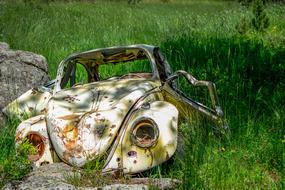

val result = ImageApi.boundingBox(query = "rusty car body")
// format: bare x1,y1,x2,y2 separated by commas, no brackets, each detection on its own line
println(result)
3,44,226,174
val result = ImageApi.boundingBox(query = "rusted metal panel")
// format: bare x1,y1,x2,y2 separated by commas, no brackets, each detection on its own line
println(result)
102,101,178,174
15,115,55,167
3,88,51,120
47,79,161,167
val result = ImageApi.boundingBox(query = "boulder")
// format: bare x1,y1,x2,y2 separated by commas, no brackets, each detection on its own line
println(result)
2,163,181,190
2,163,148,190
2,163,77,190
0,42,49,123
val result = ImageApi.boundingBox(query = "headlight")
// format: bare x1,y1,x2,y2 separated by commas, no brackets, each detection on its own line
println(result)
25,132,45,161
130,118,159,148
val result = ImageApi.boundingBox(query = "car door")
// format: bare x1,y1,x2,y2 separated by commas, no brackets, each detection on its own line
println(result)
162,70,228,134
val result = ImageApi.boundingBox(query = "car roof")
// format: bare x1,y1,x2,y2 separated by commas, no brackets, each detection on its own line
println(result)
61,44,157,66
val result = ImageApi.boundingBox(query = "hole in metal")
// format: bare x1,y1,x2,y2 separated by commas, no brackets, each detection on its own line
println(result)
131,118,158,148
26,132,45,162
127,150,137,158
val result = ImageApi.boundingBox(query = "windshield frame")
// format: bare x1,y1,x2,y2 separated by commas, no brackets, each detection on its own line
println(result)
53,45,161,94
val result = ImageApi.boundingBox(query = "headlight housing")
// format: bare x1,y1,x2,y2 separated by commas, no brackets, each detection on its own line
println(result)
130,118,159,148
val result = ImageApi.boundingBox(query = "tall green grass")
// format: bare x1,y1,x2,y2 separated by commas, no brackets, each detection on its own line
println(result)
0,117,34,187
159,34,285,189
0,1,284,189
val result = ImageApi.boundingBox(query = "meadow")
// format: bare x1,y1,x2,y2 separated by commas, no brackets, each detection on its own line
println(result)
0,0,284,189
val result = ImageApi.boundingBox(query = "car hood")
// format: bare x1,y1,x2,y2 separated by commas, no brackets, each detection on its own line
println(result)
46,79,161,166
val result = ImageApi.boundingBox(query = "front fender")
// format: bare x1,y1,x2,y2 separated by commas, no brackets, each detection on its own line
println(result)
3,88,51,120
15,115,56,167
103,101,178,174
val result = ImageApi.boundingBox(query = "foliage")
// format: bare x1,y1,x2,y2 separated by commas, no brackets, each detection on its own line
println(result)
251,0,270,31
65,155,113,187
127,0,142,5
235,17,251,34
160,35,284,188
0,118,33,188
160,0,171,3
236,0,270,34
239,0,285,6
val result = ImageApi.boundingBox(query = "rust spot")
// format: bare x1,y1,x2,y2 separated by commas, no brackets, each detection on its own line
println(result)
28,154,41,161
26,132,45,162
28,107,34,112
133,160,137,164
86,124,91,129
63,150,72,162
63,95,80,102
111,124,116,128
116,157,120,162
63,125,78,139
65,140,76,150
127,151,137,158
114,170,121,178
72,145,83,157
63,124,73,133
94,124,106,137
96,113,101,116
63,145,82,159
109,133,113,137
62,123,78,150
95,116,106,123
15,131,22,141
40,108,46,113
72,127,78,139
104,96,108,99
31,89,38,95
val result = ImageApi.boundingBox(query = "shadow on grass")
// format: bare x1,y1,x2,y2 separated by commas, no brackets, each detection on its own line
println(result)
161,34,285,125
155,34,285,189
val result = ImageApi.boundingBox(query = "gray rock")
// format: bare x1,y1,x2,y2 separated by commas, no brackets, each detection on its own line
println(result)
2,163,76,190
0,42,49,123
2,163,149,190
2,162,181,190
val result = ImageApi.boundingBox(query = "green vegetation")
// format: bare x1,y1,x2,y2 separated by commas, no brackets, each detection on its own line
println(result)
65,155,113,187
0,118,34,187
0,0,284,189
251,0,270,31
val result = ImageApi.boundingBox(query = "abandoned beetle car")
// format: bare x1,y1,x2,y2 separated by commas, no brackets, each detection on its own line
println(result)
3,44,226,174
